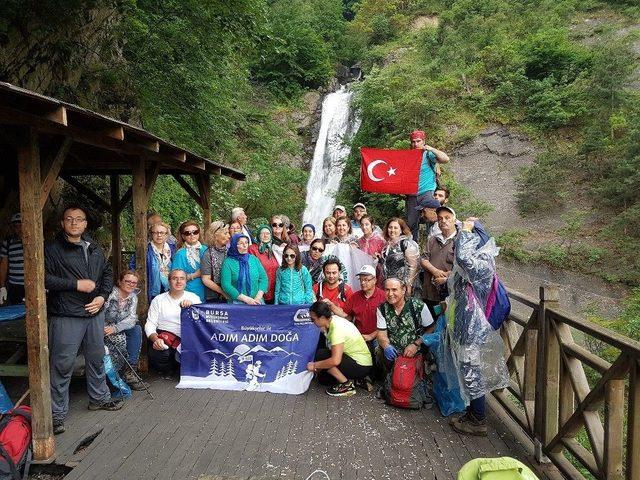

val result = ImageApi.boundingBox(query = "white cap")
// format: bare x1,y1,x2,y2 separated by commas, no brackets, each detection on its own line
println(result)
357,265,376,277
333,205,346,213
353,202,366,210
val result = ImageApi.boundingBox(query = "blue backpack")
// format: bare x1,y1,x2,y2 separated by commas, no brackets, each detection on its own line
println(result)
485,274,511,330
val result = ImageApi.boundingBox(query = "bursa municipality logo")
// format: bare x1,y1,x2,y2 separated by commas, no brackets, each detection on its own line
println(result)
293,308,311,324
190,308,230,324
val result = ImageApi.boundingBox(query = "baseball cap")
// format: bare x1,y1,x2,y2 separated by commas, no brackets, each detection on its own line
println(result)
414,198,441,211
356,265,376,277
352,202,366,210
436,206,456,217
10,213,21,223
333,205,346,213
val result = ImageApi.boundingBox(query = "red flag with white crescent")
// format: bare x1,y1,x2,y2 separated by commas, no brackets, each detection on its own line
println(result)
360,148,422,194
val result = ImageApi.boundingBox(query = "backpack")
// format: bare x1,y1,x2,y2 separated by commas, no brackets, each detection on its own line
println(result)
484,274,511,330
0,406,32,480
384,354,429,409
382,300,430,409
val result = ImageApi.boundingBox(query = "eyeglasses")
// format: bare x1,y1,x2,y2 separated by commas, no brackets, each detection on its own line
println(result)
123,280,139,286
283,253,296,259
272,223,284,228
311,246,325,253
152,231,168,236
183,229,199,236
64,217,87,224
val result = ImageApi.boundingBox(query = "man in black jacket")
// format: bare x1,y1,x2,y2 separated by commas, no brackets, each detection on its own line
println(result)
45,205,122,435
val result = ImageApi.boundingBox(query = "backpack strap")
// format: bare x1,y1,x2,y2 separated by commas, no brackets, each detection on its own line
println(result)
338,282,346,302
407,299,421,332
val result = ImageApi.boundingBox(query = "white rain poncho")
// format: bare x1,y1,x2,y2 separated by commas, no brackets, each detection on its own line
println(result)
445,230,509,403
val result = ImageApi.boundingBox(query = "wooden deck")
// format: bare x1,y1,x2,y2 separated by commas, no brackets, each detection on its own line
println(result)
50,376,553,480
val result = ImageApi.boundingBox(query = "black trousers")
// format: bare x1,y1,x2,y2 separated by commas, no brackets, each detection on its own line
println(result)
147,343,179,374
7,282,24,304
315,348,372,385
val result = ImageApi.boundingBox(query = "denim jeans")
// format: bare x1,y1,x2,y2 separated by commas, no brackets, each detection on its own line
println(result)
124,325,142,366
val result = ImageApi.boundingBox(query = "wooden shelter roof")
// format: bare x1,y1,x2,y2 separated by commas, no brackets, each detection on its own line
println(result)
0,82,245,180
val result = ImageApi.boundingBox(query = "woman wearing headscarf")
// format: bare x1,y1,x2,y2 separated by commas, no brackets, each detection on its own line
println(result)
380,217,420,296
221,233,268,305
248,225,280,304
300,223,316,246
171,220,207,301
301,238,328,284
201,221,230,303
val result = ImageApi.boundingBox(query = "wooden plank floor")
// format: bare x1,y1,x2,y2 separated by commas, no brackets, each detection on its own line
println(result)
52,376,546,480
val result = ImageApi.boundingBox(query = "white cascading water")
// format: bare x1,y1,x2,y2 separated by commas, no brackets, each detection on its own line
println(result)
302,85,361,229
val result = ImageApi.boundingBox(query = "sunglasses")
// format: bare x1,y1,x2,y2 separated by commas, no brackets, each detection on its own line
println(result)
272,223,284,228
311,246,325,253
283,253,296,259
183,229,199,236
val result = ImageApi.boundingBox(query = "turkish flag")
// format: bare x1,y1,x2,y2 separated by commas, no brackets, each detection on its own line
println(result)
360,148,422,194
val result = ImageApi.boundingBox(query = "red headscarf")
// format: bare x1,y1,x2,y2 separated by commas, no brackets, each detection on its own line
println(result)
410,130,426,141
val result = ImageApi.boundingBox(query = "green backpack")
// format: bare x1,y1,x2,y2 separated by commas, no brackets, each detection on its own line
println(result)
457,457,539,480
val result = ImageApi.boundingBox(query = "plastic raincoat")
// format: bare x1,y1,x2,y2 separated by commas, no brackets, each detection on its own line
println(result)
380,235,420,289
445,230,509,403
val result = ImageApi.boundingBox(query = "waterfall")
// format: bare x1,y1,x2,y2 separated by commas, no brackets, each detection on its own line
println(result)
302,85,361,229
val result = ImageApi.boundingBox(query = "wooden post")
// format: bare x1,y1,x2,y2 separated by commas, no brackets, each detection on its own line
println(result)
628,359,640,480
17,128,55,460
110,174,122,278
534,284,559,463
200,174,211,228
132,159,149,372
604,379,625,479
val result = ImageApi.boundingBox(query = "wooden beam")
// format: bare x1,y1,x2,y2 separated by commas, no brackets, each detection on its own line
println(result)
628,359,640,480
17,128,54,460
116,186,132,214
132,158,149,372
145,162,161,198
45,106,67,126
104,126,124,141
172,174,201,205
604,379,625,479
110,175,122,278
61,175,111,211
40,136,72,210
194,174,211,226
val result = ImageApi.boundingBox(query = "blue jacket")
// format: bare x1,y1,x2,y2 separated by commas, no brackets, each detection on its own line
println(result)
274,266,314,305
130,242,176,303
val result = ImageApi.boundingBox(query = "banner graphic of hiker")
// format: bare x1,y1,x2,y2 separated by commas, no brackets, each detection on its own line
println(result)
178,304,320,395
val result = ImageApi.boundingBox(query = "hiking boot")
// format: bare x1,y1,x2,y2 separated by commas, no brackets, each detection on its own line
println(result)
448,411,466,425
326,380,356,397
451,410,487,436
53,420,65,435
123,369,148,391
88,399,123,411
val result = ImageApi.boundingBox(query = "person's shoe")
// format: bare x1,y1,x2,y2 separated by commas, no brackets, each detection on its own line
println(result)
326,380,356,397
88,399,123,411
451,410,487,436
354,376,375,392
374,386,385,400
123,370,148,391
53,420,65,435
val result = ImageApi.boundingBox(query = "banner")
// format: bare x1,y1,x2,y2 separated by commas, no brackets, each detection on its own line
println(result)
177,304,320,395
360,147,422,194
325,243,376,291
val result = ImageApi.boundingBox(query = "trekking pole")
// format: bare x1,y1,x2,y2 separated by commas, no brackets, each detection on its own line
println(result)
104,336,154,400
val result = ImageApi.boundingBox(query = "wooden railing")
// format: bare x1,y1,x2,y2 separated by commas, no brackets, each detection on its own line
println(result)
495,286,640,480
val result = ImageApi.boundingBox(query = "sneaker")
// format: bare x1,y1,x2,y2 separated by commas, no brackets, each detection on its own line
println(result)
326,381,356,397
88,399,123,411
53,420,65,435
451,411,487,436
123,370,148,391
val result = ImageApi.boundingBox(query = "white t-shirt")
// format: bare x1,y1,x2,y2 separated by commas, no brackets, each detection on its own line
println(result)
144,291,201,338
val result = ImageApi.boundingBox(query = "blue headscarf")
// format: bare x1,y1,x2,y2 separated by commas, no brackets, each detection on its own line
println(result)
227,233,252,295
302,223,316,235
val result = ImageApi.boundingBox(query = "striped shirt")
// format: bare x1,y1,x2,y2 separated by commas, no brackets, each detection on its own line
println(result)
0,237,24,285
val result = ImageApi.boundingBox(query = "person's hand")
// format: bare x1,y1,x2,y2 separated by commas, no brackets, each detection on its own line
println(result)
77,279,96,293
433,276,448,286
403,343,419,358
306,362,315,372
384,345,398,361
85,296,105,315
180,299,193,308
104,326,116,336
0,287,7,304
432,268,447,278
239,294,260,305
321,298,334,306
152,337,167,351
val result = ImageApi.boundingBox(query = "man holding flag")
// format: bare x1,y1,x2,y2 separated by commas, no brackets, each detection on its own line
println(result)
360,130,449,241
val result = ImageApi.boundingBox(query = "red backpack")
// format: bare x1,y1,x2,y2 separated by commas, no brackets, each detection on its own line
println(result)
0,406,32,480
384,354,429,409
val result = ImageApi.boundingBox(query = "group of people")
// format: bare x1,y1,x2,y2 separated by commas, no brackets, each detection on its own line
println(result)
0,128,506,438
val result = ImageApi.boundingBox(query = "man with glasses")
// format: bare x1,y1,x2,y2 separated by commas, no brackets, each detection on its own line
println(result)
45,205,121,435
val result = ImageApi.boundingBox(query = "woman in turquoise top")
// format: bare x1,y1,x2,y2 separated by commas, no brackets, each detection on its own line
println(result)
171,220,207,301
220,233,268,305
274,244,315,305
